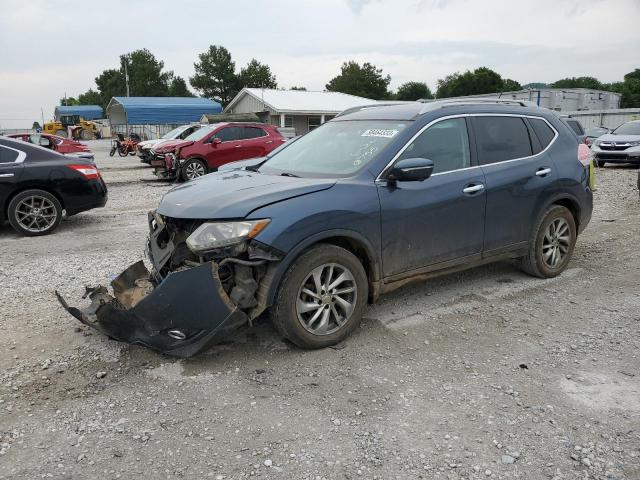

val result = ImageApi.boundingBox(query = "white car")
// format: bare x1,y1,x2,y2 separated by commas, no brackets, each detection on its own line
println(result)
591,120,640,167
137,124,203,164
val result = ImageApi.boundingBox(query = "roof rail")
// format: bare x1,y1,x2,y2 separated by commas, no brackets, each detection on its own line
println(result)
419,97,538,114
335,102,413,118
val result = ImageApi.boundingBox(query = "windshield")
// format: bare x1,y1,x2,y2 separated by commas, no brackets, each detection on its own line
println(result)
613,122,640,136
260,121,408,177
162,126,188,139
184,126,213,141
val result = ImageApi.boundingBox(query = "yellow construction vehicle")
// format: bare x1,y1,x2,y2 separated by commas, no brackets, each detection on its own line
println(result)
43,114,100,140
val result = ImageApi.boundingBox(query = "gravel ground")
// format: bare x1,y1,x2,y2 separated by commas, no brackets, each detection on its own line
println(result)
1,143,639,479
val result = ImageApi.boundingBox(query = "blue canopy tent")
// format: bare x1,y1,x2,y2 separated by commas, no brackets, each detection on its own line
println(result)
106,97,222,125
54,105,103,121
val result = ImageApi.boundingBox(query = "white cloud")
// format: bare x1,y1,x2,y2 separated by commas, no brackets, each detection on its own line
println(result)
0,0,638,128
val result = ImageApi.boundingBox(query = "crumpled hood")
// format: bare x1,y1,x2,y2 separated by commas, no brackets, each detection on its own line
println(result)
597,133,640,143
138,139,163,150
154,139,193,153
157,170,336,219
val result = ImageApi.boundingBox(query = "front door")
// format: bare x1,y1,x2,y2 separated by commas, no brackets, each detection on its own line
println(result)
206,126,245,168
377,117,486,277
471,115,558,252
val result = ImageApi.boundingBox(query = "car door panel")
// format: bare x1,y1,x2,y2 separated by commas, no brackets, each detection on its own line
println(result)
378,169,486,276
472,115,558,251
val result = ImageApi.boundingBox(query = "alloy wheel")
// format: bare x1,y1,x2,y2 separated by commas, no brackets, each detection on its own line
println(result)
15,195,58,233
296,263,357,335
542,218,570,268
185,161,206,180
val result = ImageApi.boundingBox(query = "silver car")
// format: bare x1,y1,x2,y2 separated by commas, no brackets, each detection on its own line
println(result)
591,120,640,167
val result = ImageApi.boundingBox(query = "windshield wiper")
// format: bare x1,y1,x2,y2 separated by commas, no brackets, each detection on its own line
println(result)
280,172,300,178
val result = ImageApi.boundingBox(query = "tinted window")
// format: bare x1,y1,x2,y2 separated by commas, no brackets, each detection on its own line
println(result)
474,117,533,165
214,127,242,142
0,145,20,163
398,118,470,174
566,120,584,136
241,127,267,140
529,118,555,151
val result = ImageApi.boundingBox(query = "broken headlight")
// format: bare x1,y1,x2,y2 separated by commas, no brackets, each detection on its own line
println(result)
186,219,270,254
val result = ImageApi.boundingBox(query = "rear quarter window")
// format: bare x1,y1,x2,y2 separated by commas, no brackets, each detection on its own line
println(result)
529,118,556,152
566,120,584,136
473,116,533,165
0,145,20,163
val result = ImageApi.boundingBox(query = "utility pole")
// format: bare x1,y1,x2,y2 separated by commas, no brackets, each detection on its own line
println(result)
124,62,130,97
41,108,44,126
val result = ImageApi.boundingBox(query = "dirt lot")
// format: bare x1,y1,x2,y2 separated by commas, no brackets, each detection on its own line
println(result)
1,140,639,479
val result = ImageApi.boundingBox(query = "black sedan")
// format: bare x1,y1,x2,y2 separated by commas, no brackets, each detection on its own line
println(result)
0,136,107,236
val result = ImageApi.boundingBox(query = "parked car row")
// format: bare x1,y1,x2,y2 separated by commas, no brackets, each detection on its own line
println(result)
147,122,287,181
7,133,94,160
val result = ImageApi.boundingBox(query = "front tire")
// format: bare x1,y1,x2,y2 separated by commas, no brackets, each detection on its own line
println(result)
55,129,67,138
180,158,208,181
8,190,63,236
518,205,576,278
271,244,368,349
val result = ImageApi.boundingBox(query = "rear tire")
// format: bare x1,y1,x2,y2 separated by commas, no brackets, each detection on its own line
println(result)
518,205,576,278
118,147,128,157
180,158,208,181
271,244,368,349
80,129,94,140
8,189,63,236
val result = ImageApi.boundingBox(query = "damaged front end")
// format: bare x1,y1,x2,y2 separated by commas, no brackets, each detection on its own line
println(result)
56,212,282,357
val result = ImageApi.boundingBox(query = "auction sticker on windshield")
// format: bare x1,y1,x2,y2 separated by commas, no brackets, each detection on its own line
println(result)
361,129,399,138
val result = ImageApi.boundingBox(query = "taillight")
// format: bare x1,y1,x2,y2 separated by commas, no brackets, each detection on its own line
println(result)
67,164,100,179
577,144,593,166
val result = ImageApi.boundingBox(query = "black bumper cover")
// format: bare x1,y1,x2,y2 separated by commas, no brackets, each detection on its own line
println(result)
56,260,248,358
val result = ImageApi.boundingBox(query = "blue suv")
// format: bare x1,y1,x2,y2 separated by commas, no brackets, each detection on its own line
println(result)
58,99,593,357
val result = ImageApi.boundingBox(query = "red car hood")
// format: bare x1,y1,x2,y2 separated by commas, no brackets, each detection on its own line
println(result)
154,139,194,153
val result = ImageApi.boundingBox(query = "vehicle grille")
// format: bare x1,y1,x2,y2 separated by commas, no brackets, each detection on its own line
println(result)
599,144,631,151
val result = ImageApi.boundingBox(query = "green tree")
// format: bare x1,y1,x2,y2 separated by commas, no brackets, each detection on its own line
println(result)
120,48,172,97
168,76,194,97
95,68,126,108
77,88,103,106
60,97,79,106
326,61,391,99
190,45,239,105
436,67,519,98
625,69,640,82
395,81,433,101
550,76,604,90
238,59,277,89
32,121,41,130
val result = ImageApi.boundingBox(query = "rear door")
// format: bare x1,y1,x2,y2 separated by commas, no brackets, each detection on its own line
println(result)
239,126,270,158
472,115,558,253
0,143,26,215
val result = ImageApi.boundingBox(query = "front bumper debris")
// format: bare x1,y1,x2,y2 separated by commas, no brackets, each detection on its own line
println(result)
56,260,248,358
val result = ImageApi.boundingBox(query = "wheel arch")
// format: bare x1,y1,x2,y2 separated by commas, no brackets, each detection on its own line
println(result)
265,229,381,307
548,195,581,231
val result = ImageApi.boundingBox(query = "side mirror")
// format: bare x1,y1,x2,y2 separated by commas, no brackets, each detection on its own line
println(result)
212,137,222,147
387,158,434,182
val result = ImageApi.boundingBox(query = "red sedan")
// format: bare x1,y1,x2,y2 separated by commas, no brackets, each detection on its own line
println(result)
150,122,286,181
8,133,94,160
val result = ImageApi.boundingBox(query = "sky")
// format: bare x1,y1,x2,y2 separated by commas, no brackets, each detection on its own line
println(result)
1,0,639,129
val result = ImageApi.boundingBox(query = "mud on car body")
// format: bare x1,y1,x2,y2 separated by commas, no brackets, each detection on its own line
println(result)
58,100,593,357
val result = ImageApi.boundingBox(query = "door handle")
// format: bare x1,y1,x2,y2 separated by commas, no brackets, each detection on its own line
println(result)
462,184,484,194
234,145,242,148
536,167,552,177
0,173,14,178
265,140,273,144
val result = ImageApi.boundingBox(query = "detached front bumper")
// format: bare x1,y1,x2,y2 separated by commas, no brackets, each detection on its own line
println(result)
56,260,248,358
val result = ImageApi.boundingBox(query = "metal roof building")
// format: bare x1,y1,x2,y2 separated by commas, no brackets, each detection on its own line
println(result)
54,105,103,121
106,97,222,125
224,88,378,135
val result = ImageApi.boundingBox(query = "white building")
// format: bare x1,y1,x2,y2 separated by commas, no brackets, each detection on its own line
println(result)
224,88,379,135
439,88,621,112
